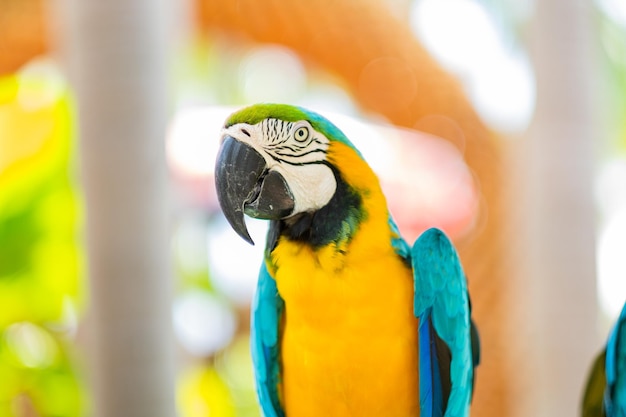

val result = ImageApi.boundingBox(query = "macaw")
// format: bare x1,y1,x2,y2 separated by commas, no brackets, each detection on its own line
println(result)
214,103,480,417
582,302,626,417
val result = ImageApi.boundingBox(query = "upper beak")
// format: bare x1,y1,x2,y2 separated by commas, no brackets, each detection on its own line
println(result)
214,136,295,245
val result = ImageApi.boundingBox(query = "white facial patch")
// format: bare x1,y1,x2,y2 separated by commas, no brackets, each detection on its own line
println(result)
221,119,337,215
273,163,336,214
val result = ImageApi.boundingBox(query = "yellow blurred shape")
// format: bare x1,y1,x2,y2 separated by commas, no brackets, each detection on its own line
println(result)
0,100,54,173
0,68,71,198
0,323,84,417
178,366,236,417
215,336,261,417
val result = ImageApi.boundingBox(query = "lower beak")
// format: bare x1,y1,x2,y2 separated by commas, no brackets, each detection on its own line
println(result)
214,136,294,245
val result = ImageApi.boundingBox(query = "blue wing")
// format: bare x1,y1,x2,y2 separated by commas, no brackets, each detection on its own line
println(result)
411,227,478,417
251,262,285,417
605,302,626,417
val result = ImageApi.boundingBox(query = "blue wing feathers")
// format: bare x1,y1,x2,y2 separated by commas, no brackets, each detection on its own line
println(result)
251,262,285,417
411,228,476,417
419,310,446,417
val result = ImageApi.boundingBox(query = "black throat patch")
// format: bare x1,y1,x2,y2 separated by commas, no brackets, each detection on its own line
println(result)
265,164,364,253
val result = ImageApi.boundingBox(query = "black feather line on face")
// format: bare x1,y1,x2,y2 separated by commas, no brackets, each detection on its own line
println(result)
274,148,327,159
266,164,364,252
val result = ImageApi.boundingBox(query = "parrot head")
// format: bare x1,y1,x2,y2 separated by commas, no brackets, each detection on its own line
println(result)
215,103,371,246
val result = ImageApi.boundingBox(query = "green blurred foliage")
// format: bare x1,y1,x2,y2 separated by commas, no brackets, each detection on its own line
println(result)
0,73,83,326
0,68,85,416
0,323,84,417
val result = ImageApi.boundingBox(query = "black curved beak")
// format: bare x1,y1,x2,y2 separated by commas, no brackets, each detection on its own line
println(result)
215,136,295,245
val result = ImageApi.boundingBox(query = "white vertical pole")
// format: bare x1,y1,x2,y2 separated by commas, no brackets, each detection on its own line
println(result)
61,1,177,416
518,0,600,415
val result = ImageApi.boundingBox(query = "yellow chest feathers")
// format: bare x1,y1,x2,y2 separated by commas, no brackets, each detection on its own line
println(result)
269,212,420,416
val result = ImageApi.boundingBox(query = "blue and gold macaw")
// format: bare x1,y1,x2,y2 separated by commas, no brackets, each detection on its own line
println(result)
214,104,480,417
582,302,626,417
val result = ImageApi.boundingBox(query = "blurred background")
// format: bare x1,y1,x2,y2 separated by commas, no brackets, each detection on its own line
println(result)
1,0,625,416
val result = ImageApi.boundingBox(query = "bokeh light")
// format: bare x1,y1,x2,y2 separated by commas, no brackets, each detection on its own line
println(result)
4,322,59,369
174,212,211,278
595,158,626,218
0,323,84,417
167,106,234,179
596,157,626,319
411,0,536,133
297,80,359,117
207,215,267,307
411,0,502,73
239,45,307,104
16,58,66,111
596,0,626,27
597,208,626,319
173,290,237,357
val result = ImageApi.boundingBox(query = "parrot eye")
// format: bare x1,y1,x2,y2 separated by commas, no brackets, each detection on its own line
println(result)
293,126,309,142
